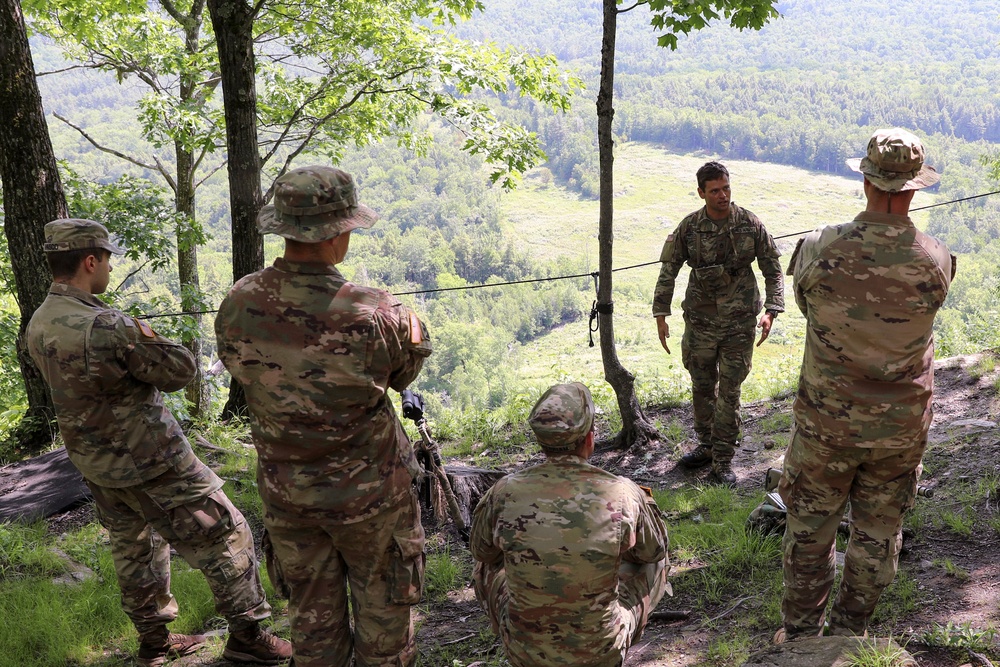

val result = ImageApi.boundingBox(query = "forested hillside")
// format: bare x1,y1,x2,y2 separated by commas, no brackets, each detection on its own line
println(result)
2,0,1000,446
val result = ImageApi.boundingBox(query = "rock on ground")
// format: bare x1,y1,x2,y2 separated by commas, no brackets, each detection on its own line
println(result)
741,636,916,667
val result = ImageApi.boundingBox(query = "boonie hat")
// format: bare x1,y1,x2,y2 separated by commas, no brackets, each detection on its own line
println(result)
528,382,596,451
257,165,379,242
43,218,125,254
846,128,939,192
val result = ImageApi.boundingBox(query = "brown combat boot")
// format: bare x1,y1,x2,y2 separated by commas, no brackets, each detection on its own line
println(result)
137,627,208,667
713,460,737,486
679,444,712,468
223,624,292,664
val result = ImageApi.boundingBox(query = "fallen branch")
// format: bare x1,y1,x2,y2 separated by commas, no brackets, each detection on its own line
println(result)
441,633,476,646
701,596,752,627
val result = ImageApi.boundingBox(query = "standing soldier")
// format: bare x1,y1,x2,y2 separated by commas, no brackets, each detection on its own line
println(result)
26,219,290,667
216,166,432,667
470,382,670,667
777,129,955,641
653,161,785,484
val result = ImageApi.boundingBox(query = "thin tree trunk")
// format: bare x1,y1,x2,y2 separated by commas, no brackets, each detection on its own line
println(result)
207,0,263,420
0,0,65,454
597,0,659,450
174,9,209,419
174,143,207,418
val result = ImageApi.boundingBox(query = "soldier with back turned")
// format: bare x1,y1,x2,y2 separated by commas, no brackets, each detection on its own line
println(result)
216,165,433,667
470,382,670,667
777,128,955,641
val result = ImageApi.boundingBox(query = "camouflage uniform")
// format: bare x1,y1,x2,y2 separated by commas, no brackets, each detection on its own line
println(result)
653,203,784,464
780,129,955,639
26,221,271,642
216,166,432,667
470,383,670,667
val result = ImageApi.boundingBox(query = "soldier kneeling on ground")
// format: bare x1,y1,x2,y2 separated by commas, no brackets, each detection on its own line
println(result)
470,382,671,667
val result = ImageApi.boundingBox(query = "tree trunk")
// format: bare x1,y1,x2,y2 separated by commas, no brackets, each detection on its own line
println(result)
174,142,207,419
207,0,264,420
0,0,66,454
596,0,660,450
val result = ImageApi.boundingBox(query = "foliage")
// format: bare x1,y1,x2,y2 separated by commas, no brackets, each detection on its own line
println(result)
841,639,911,667
642,0,780,50
918,621,998,652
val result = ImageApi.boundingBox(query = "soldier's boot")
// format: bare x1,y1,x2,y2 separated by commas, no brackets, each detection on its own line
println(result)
712,460,737,486
223,624,292,664
679,444,713,468
137,626,207,667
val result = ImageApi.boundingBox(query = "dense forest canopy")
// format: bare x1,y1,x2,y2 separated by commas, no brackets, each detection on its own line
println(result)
2,0,1000,443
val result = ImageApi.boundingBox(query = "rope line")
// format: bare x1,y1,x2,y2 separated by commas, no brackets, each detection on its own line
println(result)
139,188,1000,320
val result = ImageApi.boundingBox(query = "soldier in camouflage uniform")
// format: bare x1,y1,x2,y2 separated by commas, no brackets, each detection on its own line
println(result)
653,161,785,484
26,219,290,667
470,383,670,667
777,129,955,642
215,166,433,667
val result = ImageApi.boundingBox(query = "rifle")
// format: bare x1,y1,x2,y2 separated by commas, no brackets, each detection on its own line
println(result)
400,390,468,538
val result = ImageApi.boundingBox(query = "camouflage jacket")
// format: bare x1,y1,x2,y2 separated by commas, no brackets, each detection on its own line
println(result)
215,258,432,525
652,203,784,327
470,455,669,667
789,211,955,448
26,283,201,488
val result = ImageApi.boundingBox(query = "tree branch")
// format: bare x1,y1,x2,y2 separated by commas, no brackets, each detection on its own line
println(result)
194,159,227,189
115,260,151,292
51,113,179,193
35,64,101,77
617,0,647,13
158,0,190,27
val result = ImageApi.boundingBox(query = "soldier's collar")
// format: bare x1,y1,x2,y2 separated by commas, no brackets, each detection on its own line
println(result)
273,257,346,277
48,282,107,308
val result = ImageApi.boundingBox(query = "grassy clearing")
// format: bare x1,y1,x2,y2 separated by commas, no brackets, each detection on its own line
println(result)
0,426,288,667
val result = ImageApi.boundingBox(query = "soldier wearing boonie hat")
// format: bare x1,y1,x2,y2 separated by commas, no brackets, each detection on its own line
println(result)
216,164,432,667
256,165,379,241
846,127,940,193
27,218,289,665
778,129,955,643
470,382,670,667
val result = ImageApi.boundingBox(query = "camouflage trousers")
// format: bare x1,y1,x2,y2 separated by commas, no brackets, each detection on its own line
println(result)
265,490,425,667
778,428,925,638
87,468,271,638
681,318,754,463
472,558,668,667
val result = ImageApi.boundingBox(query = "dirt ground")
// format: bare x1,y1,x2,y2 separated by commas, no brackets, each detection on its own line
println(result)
40,353,1000,666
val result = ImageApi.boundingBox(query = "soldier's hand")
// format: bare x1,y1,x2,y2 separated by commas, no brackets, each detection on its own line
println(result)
756,311,775,347
656,316,670,354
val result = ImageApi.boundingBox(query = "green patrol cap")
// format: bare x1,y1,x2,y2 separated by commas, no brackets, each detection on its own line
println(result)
257,165,379,242
528,382,595,451
846,128,939,193
43,218,125,254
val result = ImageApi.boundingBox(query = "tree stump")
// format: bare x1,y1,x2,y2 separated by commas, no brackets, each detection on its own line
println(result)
421,465,503,530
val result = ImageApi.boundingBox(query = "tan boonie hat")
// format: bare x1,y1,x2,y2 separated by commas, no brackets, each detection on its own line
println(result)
846,128,940,192
43,218,125,254
528,382,596,451
257,165,379,242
